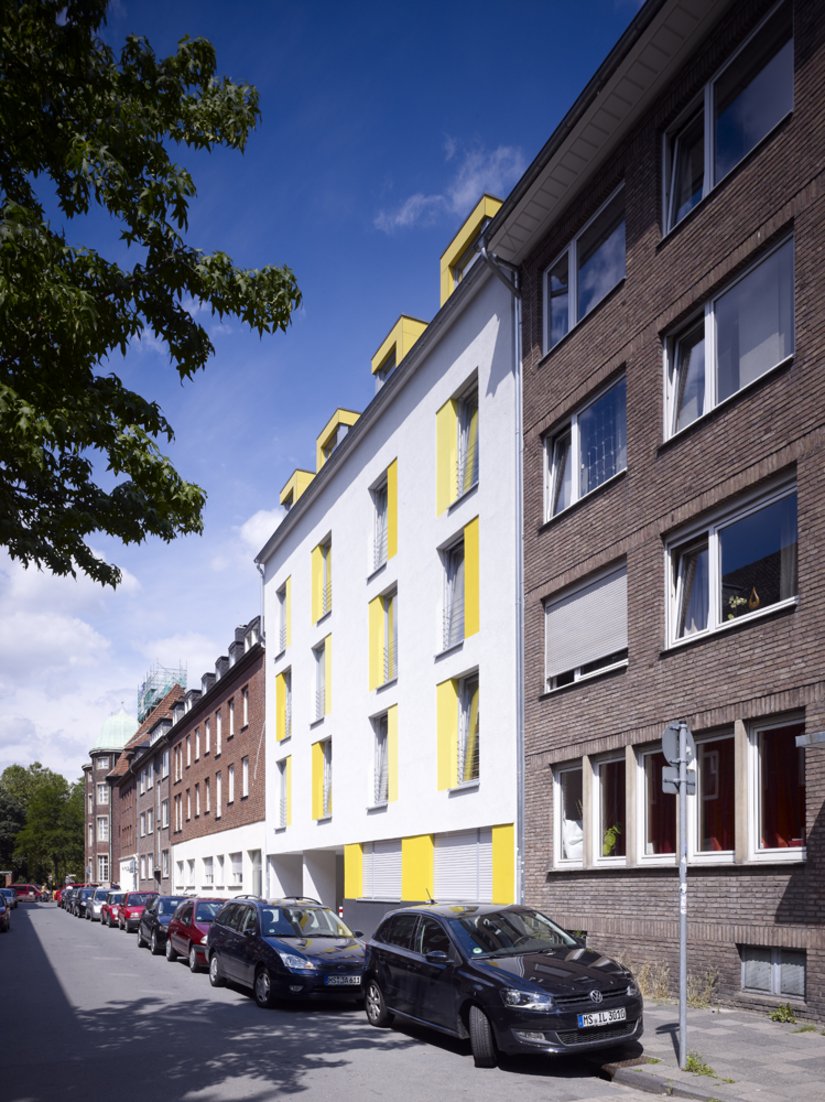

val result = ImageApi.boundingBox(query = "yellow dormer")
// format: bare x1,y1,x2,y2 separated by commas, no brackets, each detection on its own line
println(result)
439,194,502,306
316,408,360,470
371,315,428,384
280,469,314,510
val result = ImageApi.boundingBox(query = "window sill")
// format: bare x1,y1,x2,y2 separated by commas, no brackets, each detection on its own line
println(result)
539,468,626,532
541,659,628,698
315,816,332,825
367,801,388,813
376,677,397,693
274,826,287,834
448,780,479,796
448,481,478,514
746,847,806,865
310,716,326,729
367,560,387,584
664,597,798,653
315,610,332,628
435,640,464,661
274,648,286,662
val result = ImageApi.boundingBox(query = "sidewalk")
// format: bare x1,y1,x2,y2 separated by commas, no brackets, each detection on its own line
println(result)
601,1000,825,1101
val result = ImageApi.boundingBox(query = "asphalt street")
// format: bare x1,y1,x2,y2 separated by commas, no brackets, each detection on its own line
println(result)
1,902,658,1102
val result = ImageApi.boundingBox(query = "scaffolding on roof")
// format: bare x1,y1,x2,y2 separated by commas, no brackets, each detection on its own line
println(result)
136,662,187,723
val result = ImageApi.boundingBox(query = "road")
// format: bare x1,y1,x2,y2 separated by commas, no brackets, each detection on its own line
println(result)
1,903,656,1102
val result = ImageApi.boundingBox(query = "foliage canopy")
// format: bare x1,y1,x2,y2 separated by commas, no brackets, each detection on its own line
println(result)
0,0,301,586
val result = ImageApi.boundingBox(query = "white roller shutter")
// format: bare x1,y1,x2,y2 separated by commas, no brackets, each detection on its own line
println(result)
434,829,492,901
545,563,627,678
362,839,402,899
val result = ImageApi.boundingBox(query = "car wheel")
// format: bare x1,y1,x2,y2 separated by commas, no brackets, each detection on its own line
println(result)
136,926,146,948
364,979,393,1027
208,953,225,988
166,937,177,962
468,1006,497,1069
150,931,161,956
188,945,201,973
254,966,275,1008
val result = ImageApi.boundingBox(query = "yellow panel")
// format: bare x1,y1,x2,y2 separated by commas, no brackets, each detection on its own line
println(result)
436,678,458,791
368,596,382,691
492,824,515,904
311,741,323,820
435,399,457,515
401,834,434,901
285,575,292,648
387,704,398,803
324,634,332,716
386,459,398,560
275,672,286,742
316,408,360,469
371,315,428,374
439,195,503,306
464,516,480,637
279,469,314,508
344,843,363,899
311,543,322,623
285,756,292,827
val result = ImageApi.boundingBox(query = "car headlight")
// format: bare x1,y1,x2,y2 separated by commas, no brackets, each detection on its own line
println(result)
501,988,554,1011
625,979,639,997
278,952,318,972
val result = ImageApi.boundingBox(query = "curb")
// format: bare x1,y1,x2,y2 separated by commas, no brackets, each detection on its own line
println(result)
604,1061,748,1102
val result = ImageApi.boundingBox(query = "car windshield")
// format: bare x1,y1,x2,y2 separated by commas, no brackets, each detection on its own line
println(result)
108,893,124,903
129,894,151,905
195,901,222,923
450,908,577,959
158,898,186,917
260,906,353,939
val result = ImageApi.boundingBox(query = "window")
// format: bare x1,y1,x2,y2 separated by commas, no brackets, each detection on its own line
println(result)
215,772,222,819
87,793,93,814
457,674,480,785
372,478,389,570
312,739,332,820
215,854,225,886
96,754,110,771
669,482,797,644
596,756,626,859
194,728,200,761
161,799,169,829
203,856,214,887
97,855,109,882
161,749,169,779
373,713,389,806
174,794,182,832
174,746,182,782
741,946,804,998
88,823,93,847
641,750,676,857
242,686,249,728
546,376,627,517
276,668,292,742
139,770,145,795
456,385,479,497
96,816,109,843
230,851,242,886
185,790,191,821
545,563,627,688
751,718,805,856
277,758,290,829
382,590,398,684
227,764,235,804
147,809,153,834
146,765,153,789
544,187,625,350
186,735,191,767
215,715,222,757
666,238,793,437
139,812,146,837
204,777,211,813
96,783,109,805
312,537,332,621
241,757,249,798
362,839,402,899
277,578,290,652
313,640,328,721
555,765,583,863
228,699,235,738
195,784,200,817
664,2,793,232
695,733,735,854
161,850,169,879
443,539,465,649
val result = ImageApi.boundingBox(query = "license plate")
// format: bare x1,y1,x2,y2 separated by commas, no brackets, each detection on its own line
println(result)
325,975,361,986
577,1007,627,1028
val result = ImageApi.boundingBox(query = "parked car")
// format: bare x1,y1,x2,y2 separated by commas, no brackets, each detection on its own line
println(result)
86,887,111,921
9,883,39,901
101,890,125,927
166,897,224,971
0,895,10,932
0,888,17,910
137,894,188,955
362,903,643,1068
206,897,365,1007
119,891,157,932
73,886,97,918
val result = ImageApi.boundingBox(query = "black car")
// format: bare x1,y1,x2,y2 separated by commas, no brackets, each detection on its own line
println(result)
136,894,188,955
206,897,365,1007
363,904,643,1067
73,886,96,918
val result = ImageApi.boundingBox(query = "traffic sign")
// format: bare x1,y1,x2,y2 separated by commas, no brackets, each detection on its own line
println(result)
662,720,696,766
662,765,696,795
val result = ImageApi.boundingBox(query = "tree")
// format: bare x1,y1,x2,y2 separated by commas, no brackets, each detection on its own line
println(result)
11,771,84,884
0,0,301,586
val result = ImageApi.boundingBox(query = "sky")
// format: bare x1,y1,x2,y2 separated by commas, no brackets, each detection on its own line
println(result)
0,0,642,781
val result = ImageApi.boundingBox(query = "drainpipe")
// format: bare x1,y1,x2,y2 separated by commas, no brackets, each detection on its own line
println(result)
480,243,525,904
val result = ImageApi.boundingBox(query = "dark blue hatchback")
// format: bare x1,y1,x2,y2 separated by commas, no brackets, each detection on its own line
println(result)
206,897,365,1007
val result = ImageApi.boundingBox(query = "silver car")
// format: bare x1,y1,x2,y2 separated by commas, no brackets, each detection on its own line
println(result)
87,887,111,921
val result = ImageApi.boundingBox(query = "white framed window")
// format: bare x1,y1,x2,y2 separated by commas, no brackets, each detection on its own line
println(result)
545,375,626,517
748,717,805,861
205,717,211,754
139,770,145,795
96,783,108,805
194,728,200,761
174,746,182,782
665,237,793,437
284,669,292,740
228,699,235,738
544,186,625,351
87,793,93,814
457,673,480,786
194,785,200,818
321,739,332,819
692,732,736,858
545,562,628,689
554,764,583,864
161,749,169,779
161,799,169,829
161,850,169,879
185,790,191,821
313,642,326,722
373,713,389,806
88,823,93,847
96,754,110,771
594,755,626,862
242,686,249,727
241,756,249,798
175,861,184,890
227,764,235,804
277,759,289,829
204,777,211,814
174,794,182,832
639,749,676,860
382,590,398,684
96,816,109,843
185,735,191,767
147,809,153,835
741,946,804,999
372,477,389,571
668,481,797,645
442,538,465,650
203,856,214,887
663,2,792,232
456,384,479,497
319,538,333,618
139,812,146,837
97,854,109,883
186,859,195,888
215,714,222,756
277,581,289,651
139,856,146,880
215,853,225,887
216,771,222,819
230,851,242,886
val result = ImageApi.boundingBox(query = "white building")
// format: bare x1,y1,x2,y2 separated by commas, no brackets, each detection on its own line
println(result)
256,198,524,930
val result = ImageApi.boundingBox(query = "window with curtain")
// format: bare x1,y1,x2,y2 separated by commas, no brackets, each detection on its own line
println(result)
696,734,735,853
597,757,626,859
556,765,583,863
642,750,676,856
545,563,628,689
754,720,805,852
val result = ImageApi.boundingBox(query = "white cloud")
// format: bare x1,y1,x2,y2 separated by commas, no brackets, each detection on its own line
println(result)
239,508,285,554
374,142,526,234
138,631,231,686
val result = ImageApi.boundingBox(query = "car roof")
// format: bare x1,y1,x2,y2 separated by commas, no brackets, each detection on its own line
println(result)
378,903,530,921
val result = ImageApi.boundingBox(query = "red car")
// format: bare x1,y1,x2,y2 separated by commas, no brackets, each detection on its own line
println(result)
119,891,157,932
9,883,39,901
166,897,224,971
100,890,124,926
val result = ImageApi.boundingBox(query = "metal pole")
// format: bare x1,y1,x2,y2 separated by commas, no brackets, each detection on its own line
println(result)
678,719,688,1069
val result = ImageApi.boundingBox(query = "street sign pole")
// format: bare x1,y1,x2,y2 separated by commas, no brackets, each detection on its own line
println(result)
678,719,688,1071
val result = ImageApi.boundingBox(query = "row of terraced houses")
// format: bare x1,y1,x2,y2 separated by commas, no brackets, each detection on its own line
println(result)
82,0,825,1021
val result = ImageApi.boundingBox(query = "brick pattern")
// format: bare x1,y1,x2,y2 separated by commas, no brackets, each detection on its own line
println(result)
520,0,825,1022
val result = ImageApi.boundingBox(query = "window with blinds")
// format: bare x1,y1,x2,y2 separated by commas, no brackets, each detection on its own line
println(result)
545,562,628,689
373,714,389,805
362,839,401,899
443,539,465,649
434,829,492,901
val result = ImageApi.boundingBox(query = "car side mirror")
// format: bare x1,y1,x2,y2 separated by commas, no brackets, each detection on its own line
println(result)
353,930,364,938
425,950,449,964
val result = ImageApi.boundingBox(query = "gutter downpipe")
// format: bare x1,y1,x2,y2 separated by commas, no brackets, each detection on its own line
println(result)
480,243,525,904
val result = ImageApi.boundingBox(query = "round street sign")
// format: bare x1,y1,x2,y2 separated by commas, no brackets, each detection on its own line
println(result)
662,720,696,766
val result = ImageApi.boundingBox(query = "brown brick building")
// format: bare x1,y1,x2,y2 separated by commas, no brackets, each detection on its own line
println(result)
487,0,824,1019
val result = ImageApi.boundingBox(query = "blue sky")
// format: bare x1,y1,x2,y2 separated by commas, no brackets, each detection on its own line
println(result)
0,0,640,779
